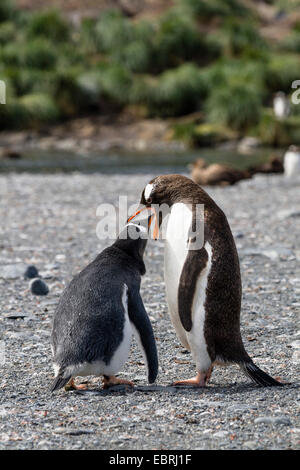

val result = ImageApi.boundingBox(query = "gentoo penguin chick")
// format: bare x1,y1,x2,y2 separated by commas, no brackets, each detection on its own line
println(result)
129,175,283,387
50,223,158,392
189,158,251,186
283,145,300,178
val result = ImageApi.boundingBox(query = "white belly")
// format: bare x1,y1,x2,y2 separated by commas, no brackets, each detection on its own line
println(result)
284,152,300,178
164,203,192,349
164,203,212,371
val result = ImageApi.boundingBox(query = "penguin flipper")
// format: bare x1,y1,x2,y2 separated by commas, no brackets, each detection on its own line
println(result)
50,373,71,392
127,289,158,384
241,362,284,387
178,246,209,332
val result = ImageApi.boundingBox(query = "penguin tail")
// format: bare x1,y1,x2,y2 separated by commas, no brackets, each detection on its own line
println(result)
50,373,71,392
240,361,284,387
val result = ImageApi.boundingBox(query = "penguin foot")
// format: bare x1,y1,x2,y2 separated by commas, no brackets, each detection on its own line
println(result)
102,376,134,389
64,378,89,391
205,365,214,384
173,369,212,387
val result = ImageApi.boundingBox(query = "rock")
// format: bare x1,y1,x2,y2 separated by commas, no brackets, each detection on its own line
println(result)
29,278,49,296
39,271,54,280
234,232,244,239
241,247,293,261
291,350,300,364
277,209,300,221
254,416,291,425
4,312,30,319
243,441,257,449
55,254,66,262
37,440,51,448
1,264,27,280
213,431,229,438
24,265,39,279
273,417,292,426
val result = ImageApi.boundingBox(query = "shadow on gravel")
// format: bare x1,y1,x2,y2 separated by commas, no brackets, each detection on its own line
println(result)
71,381,294,398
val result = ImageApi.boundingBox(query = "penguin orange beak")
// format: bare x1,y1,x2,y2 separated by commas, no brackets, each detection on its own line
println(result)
127,207,159,240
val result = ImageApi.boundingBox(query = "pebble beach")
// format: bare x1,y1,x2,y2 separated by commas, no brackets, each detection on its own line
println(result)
0,171,299,450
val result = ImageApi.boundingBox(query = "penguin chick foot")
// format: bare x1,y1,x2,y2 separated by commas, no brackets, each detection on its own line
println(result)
64,378,89,391
102,376,134,389
173,369,212,387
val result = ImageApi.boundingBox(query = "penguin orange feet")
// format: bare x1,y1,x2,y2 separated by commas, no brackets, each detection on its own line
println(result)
205,365,214,384
173,368,213,387
102,375,134,389
64,378,89,391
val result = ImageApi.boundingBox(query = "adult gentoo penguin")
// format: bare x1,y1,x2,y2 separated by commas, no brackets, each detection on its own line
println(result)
128,175,282,387
283,145,300,178
50,223,158,392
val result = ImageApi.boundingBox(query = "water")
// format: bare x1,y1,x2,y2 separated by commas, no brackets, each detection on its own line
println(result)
0,147,282,174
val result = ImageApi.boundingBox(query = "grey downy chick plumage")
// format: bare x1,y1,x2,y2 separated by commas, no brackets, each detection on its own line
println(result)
50,223,158,392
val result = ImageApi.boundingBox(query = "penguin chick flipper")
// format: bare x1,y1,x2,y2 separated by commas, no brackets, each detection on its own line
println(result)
128,289,158,384
50,373,71,392
241,362,284,387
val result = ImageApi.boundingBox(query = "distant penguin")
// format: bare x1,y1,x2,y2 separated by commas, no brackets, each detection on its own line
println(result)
283,145,300,178
129,175,283,387
50,223,158,392
273,91,290,120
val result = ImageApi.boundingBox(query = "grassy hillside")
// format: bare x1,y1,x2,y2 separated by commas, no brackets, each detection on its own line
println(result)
1,0,300,146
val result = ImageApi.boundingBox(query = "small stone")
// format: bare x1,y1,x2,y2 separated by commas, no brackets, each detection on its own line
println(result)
30,278,49,296
254,417,274,424
37,440,51,448
213,431,229,438
1,264,26,280
254,416,291,425
55,254,66,262
4,312,30,319
277,209,300,220
243,441,257,449
273,417,292,425
292,350,300,364
235,232,244,239
24,265,39,279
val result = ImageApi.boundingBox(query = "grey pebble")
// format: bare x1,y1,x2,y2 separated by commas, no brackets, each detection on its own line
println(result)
1,263,26,279
254,416,291,426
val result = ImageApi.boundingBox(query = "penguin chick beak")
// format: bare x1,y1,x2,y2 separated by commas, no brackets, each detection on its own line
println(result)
127,207,159,240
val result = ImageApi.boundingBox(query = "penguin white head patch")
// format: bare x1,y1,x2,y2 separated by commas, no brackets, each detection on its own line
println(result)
144,183,154,202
